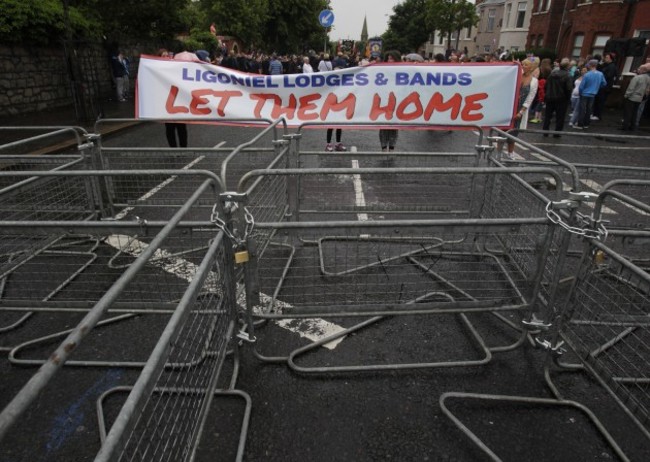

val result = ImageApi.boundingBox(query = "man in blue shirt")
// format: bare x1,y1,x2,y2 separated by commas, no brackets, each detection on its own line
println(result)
575,60,606,129
269,54,283,75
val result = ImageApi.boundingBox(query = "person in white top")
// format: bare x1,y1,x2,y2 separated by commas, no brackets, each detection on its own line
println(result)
302,56,314,73
569,66,587,127
502,58,538,159
318,54,333,72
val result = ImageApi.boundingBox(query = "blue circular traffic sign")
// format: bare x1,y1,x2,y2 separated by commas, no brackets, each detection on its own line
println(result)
318,9,335,28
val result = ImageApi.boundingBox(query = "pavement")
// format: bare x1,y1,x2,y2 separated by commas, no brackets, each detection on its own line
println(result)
0,98,137,155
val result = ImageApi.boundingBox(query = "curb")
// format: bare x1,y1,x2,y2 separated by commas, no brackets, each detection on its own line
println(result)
32,121,141,155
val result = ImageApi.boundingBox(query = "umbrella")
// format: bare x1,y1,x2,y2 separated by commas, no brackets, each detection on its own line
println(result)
195,50,211,62
173,51,201,62
405,53,424,62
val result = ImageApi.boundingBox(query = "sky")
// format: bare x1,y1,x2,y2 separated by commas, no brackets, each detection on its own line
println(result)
327,0,402,41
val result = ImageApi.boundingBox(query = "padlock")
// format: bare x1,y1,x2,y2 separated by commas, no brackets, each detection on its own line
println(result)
594,250,605,265
235,250,250,264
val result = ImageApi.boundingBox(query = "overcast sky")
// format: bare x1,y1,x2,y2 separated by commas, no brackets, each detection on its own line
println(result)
327,0,402,41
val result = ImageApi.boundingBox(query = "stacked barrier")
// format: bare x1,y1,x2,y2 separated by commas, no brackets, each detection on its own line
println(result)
0,120,648,461
436,128,650,460
0,169,249,461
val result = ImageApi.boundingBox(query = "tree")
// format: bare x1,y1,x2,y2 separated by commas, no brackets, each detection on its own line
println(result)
200,0,269,50
425,0,478,52
0,0,98,45
88,0,191,42
382,0,429,53
263,0,330,54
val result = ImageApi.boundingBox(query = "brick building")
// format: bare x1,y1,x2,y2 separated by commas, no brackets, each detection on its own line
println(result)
527,0,650,72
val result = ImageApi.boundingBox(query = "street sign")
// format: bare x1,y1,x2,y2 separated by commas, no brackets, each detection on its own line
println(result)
318,9,335,28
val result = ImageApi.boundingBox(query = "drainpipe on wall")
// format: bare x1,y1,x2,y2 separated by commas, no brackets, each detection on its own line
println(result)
554,0,569,56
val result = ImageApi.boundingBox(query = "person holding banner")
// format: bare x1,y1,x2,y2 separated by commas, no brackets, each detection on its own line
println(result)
158,48,191,148
504,58,538,159
379,51,402,152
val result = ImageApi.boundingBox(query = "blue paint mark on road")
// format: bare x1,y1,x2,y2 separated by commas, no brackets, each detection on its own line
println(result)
41,369,123,462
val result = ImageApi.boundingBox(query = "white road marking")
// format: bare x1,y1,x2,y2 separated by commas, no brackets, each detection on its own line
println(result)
351,159,369,222
105,234,346,349
527,150,550,162
580,179,648,216
275,318,345,349
109,145,346,350
112,141,229,220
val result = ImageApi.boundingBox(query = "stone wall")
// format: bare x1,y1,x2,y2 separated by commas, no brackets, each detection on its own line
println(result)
0,42,154,118
0,45,73,117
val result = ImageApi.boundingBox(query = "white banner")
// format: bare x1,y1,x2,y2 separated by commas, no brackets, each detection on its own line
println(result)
136,55,521,128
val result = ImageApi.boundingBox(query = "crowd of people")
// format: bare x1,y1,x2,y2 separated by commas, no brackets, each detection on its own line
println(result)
502,52,650,158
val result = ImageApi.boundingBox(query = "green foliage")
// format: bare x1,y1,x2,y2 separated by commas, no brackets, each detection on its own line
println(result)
263,0,329,54
512,51,527,62
0,0,333,53
382,0,429,53
201,0,269,48
96,0,191,41
0,0,193,45
184,28,219,54
425,0,478,50
0,0,99,45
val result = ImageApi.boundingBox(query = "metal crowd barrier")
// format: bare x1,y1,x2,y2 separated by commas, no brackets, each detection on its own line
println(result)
2,120,647,460
548,235,650,443
0,168,250,460
93,117,288,190
234,167,566,372
489,127,650,231
0,126,89,154
0,170,223,361
0,128,92,208
440,186,650,461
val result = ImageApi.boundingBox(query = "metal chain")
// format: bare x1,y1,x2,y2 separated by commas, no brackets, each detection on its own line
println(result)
545,201,608,241
210,203,255,245
210,203,240,244
244,207,255,241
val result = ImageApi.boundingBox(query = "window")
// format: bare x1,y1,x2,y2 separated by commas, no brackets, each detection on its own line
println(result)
592,34,611,57
505,4,512,29
537,0,543,12
543,0,552,10
465,25,473,39
630,32,650,72
572,34,584,59
516,2,527,28
487,9,496,32
484,45,491,53
439,33,444,45
511,46,519,52
537,35,544,47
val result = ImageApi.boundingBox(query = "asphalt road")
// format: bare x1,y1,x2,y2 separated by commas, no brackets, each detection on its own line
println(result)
1,119,649,461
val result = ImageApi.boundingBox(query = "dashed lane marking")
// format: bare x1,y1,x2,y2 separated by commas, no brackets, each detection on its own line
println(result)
351,158,368,222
